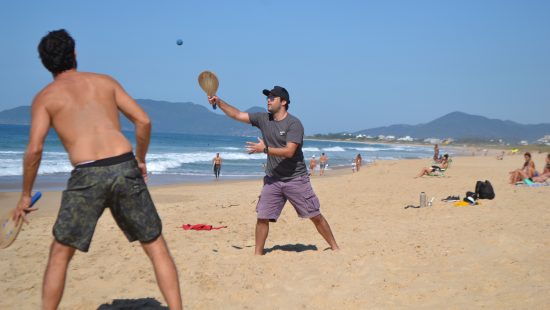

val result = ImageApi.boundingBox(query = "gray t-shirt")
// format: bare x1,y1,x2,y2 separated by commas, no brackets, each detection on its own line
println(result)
249,112,308,180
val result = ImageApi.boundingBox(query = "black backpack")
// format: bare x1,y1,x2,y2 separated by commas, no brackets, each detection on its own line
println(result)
475,180,495,200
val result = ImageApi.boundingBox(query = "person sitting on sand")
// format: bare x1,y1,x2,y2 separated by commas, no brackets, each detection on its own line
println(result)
509,152,535,184
520,153,550,183
415,154,449,178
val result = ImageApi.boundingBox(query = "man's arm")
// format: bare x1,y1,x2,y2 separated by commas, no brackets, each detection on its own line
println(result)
14,96,50,223
246,138,299,159
111,77,151,168
208,96,250,124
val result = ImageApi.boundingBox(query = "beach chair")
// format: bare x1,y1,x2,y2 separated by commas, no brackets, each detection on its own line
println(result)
428,158,452,177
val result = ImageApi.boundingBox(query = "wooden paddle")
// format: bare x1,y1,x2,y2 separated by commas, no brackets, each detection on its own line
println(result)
0,192,41,249
198,71,219,109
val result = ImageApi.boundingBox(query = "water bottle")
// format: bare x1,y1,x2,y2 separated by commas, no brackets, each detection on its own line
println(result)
420,192,426,208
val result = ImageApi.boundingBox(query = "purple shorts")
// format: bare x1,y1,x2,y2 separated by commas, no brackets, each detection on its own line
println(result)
256,174,321,221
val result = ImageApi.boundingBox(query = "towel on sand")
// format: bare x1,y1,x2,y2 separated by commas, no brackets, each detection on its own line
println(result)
182,224,227,231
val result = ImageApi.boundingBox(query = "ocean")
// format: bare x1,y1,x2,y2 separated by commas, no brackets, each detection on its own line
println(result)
0,124,437,192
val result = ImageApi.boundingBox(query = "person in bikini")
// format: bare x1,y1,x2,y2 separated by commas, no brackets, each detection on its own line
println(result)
519,153,550,183
309,155,317,176
509,152,535,184
13,29,182,310
213,153,222,180
415,154,449,178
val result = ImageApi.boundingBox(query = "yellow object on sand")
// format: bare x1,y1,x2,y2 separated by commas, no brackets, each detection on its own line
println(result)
453,201,481,207
453,201,470,207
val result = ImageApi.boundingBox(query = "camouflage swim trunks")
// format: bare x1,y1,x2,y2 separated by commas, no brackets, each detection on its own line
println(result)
53,152,162,252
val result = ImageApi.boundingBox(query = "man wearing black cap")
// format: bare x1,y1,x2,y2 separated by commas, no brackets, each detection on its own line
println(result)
208,86,339,255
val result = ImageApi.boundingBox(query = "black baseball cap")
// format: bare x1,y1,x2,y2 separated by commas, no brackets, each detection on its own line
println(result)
262,86,290,103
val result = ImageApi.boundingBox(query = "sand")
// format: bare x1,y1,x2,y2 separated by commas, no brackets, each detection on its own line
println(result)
0,152,549,309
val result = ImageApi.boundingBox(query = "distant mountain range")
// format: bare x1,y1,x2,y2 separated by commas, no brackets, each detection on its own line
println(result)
354,111,550,142
1,102,548,142
0,99,263,136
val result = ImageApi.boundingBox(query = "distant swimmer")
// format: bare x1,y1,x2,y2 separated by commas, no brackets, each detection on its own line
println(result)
207,85,339,255
13,29,182,310
213,152,222,180
319,152,328,176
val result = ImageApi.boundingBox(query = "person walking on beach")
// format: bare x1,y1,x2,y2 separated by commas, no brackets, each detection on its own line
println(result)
13,29,182,310
320,153,328,176
433,144,440,162
213,153,222,180
309,155,317,176
355,154,363,172
207,86,339,255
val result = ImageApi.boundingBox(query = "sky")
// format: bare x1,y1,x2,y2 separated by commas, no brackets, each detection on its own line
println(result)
0,0,549,134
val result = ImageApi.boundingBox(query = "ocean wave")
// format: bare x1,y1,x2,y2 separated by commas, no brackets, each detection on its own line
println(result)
302,147,321,152
322,146,346,152
147,152,266,172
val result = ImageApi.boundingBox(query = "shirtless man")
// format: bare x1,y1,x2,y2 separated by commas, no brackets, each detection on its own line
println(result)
319,153,328,176
13,29,182,310
213,153,222,180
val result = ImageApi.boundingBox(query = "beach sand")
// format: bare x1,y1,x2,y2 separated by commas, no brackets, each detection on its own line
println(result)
0,153,549,309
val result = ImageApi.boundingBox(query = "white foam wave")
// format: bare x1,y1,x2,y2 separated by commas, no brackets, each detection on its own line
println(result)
322,146,346,152
147,152,266,173
302,147,321,152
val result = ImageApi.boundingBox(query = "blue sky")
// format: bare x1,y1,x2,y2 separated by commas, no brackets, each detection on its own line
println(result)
1,0,549,134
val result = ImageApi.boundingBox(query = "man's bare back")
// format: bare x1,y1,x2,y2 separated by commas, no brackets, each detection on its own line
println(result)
34,70,147,165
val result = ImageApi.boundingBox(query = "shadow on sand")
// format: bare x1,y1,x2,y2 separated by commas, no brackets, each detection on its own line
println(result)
264,243,318,254
97,297,168,309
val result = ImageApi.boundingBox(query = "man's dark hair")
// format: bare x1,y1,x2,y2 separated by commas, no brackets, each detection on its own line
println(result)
38,29,77,76
525,152,531,158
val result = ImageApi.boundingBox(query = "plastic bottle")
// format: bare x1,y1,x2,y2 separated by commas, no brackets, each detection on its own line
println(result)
420,192,427,208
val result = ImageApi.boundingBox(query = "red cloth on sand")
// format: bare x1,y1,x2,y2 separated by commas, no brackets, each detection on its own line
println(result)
182,224,227,231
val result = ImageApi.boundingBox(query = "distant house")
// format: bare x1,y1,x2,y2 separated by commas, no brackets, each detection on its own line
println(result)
519,140,529,146
398,136,414,142
424,138,442,144
536,135,550,145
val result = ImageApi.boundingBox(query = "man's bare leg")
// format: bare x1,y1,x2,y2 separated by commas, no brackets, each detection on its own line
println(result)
141,235,183,310
310,214,339,250
42,240,76,310
255,219,270,255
